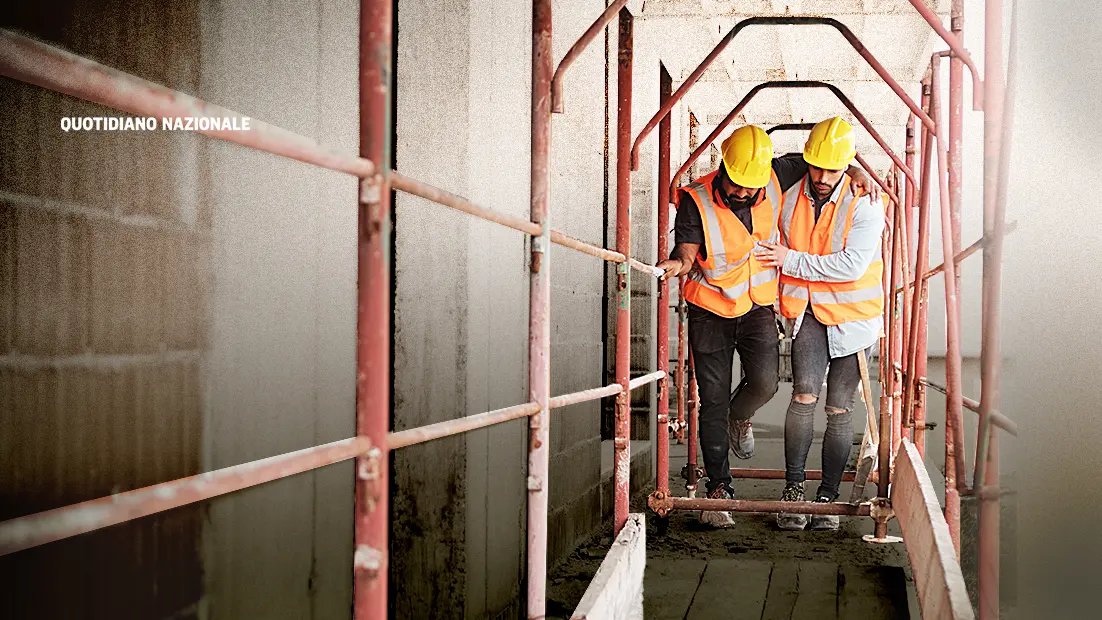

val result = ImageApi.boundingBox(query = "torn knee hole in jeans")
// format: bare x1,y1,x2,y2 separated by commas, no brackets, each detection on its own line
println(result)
825,407,849,415
794,394,818,404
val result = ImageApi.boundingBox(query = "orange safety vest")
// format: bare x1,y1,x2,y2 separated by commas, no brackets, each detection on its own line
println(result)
680,169,783,318
777,176,884,325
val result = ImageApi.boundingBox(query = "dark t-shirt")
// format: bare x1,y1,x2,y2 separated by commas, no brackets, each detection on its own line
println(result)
673,155,809,260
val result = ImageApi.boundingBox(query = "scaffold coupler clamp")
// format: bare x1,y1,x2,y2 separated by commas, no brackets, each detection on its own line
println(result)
862,497,903,544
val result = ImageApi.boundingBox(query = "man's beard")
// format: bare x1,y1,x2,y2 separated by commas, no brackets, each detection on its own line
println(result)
722,189,758,210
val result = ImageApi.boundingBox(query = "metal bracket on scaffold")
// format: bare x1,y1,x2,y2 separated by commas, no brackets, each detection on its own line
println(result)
862,497,903,544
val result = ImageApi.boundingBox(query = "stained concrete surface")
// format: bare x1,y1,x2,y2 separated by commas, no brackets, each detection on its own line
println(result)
549,354,1020,618
548,435,915,620
393,1,615,617
199,1,359,619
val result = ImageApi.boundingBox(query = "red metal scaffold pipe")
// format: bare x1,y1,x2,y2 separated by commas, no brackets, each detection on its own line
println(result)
676,281,688,444
904,0,984,110
527,0,554,616
686,351,700,496
931,51,970,535
915,109,934,460
656,65,673,498
670,81,918,198
886,176,905,462
976,0,1017,615
613,7,634,537
354,1,392,617
551,0,630,113
631,15,937,170
904,78,934,455
900,116,916,445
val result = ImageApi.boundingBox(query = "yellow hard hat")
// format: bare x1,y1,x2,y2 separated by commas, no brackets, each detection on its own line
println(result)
720,125,773,189
803,116,857,170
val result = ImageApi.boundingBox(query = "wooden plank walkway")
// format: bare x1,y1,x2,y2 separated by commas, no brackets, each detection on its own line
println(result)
643,430,914,620
645,559,909,620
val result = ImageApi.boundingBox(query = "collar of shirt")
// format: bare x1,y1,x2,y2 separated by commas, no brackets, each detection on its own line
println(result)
802,173,846,213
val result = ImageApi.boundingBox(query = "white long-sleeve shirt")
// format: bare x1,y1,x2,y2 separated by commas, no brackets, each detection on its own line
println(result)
781,176,886,359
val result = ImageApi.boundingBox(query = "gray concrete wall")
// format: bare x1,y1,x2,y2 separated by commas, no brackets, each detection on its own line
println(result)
601,8,660,468
198,1,358,619
3,2,667,618
546,0,610,581
392,1,610,618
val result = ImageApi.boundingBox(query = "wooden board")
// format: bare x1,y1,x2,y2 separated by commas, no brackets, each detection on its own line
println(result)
790,561,839,620
892,441,975,620
839,565,910,620
685,559,772,620
760,560,800,620
643,559,708,620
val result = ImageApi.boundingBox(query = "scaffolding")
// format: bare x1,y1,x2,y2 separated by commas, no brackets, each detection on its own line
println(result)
0,0,1018,618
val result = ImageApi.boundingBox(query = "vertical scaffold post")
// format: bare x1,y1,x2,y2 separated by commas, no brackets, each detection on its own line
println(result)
656,64,672,496
527,0,554,617
613,7,634,536
354,0,393,618
977,0,1012,616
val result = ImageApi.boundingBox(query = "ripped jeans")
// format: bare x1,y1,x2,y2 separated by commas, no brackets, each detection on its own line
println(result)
784,311,875,500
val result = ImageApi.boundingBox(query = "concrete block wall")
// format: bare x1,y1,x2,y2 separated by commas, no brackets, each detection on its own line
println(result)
599,11,659,452
2,1,360,619
0,3,207,618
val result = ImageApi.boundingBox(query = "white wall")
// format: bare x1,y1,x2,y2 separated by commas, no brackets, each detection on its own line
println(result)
1000,0,1102,616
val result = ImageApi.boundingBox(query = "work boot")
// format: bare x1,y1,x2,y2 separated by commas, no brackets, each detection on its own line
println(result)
698,484,736,528
776,482,808,531
810,491,840,531
728,419,755,460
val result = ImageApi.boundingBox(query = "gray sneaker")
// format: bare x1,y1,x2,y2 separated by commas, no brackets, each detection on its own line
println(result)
728,419,755,460
810,492,840,531
699,484,736,528
776,482,808,531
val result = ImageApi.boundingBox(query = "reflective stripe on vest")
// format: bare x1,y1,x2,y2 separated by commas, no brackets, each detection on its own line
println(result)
680,169,782,318
778,175,884,325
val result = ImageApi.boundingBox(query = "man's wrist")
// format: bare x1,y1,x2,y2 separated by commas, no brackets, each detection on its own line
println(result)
780,250,796,275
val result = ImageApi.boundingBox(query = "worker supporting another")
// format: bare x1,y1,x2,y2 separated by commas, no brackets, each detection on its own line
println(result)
657,125,880,527
755,117,886,531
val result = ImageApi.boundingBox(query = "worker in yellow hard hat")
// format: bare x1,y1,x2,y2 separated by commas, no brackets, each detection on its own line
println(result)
754,116,886,531
656,123,880,528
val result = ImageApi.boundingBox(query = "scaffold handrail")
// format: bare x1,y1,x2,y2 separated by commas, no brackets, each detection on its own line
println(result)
0,30,662,284
904,0,984,110
925,380,1017,436
0,30,379,180
551,0,630,113
0,368,667,557
671,80,917,196
0,436,372,557
631,15,938,170
897,220,1017,294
